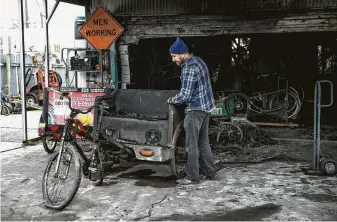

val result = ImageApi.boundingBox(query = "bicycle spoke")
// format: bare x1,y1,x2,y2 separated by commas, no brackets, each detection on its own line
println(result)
52,182,63,204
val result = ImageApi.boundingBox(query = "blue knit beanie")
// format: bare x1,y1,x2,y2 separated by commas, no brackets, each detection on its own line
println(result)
170,37,188,54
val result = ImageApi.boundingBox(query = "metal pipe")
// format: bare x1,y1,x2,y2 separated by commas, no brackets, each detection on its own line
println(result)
313,82,317,169
44,0,60,88
7,37,11,94
15,54,20,94
18,0,27,142
0,37,3,91
44,0,49,88
46,0,60,25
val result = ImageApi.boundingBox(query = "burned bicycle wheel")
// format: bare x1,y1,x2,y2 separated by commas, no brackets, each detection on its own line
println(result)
217,121,243,146
209,121,243,148
269,90,301,120
42,137,58,153
42,143,81,210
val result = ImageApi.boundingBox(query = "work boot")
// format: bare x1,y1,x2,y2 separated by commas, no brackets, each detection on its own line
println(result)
206,172,219,180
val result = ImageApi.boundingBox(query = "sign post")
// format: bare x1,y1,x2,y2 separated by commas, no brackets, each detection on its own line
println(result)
79,7,124,49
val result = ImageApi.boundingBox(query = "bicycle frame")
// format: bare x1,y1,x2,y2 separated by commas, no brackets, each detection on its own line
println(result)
51,88,107,179
54,110,92,175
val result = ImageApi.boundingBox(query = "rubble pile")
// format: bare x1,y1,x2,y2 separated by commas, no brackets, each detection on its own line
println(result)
210,120,285,164
303,126,337,140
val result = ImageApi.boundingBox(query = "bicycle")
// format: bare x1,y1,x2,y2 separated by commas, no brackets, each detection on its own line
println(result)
42,88,110,210
225,80,302,120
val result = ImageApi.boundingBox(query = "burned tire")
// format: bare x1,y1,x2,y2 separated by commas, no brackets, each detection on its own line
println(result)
42,137,58,153
42,144,81,210
39,113,58,153
319,158,337,176
26,93,38,105
170,122,187,179
225,93,249,116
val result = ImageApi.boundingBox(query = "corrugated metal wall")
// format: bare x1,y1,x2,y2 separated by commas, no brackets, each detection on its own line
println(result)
90,0,337,15
0,54,66,94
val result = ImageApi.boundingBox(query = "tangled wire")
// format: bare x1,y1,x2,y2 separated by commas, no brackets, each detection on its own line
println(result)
210,118,282,163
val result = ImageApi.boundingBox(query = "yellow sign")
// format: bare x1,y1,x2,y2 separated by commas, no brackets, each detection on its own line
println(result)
79,7,124,49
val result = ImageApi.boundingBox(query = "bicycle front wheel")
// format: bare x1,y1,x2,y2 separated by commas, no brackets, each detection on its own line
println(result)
269,90,301,120
42,143,81,210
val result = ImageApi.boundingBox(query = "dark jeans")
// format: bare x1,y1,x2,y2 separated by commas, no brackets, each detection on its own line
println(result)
184,110,216,182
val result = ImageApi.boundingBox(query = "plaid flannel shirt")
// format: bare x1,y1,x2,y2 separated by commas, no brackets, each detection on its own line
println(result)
171,55,215,112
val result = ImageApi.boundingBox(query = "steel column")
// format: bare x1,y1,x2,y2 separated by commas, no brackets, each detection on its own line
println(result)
44,0,49,87
18,0,27,142
44,0,60,88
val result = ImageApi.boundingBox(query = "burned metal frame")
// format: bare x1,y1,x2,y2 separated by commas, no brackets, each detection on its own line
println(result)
18,0,27,141
44,0,60,88
16,0,60,143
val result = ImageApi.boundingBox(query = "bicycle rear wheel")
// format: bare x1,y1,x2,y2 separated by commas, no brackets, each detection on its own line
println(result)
42,137,58,153
42,143,81,210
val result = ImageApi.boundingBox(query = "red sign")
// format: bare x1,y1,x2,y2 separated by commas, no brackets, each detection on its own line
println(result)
48,90,104,125
79,6,124,49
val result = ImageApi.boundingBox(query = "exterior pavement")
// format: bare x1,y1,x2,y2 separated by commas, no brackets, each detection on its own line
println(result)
0,110,41,152
1,110,337,221
1,144,337,221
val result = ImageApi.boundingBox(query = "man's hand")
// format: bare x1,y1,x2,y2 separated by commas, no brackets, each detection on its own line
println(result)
166,97,174,104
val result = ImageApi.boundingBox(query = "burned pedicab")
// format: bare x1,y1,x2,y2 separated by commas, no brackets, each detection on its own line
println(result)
42,89,188,210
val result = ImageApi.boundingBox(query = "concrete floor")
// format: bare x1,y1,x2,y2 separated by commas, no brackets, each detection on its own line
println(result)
0,110,41,151
1,144,337,221
1,111,337,221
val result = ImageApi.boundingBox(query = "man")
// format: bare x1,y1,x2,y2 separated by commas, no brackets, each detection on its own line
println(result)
167,37,217,185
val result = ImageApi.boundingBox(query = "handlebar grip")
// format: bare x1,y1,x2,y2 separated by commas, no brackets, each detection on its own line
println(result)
61,92,70,97
60,92,70,101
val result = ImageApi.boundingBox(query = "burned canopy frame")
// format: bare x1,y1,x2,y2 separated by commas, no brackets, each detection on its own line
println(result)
40,0,60,142
18,0,28,142
16,0,60,143
44,0,61,89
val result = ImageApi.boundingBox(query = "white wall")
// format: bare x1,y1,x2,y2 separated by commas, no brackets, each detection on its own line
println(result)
0,0,85,55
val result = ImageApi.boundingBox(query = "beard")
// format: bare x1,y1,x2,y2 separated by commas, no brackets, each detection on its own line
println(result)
176,55,186,66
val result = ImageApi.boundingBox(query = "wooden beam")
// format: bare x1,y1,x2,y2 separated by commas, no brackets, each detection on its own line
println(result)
118,11,337,44
59,0,87,6
272,138,337,144
252,122,299,127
